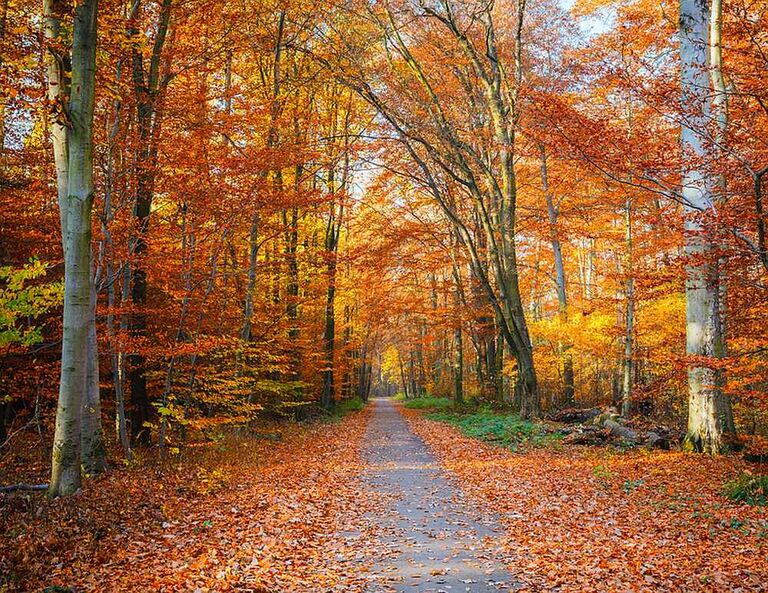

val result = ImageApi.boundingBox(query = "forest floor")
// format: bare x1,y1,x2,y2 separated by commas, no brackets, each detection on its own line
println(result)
403,407,768,593
1,410,382,592
2,399,767,593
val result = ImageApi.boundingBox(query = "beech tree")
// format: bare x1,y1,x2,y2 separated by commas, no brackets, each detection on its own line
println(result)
45,0,102,497
678,0,729,454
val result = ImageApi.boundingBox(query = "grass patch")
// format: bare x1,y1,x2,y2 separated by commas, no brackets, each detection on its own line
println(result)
335,396,365,414
427,407,557,451
392,392,407,401
723,472,768,506
322,397,366,422
402,396,454,410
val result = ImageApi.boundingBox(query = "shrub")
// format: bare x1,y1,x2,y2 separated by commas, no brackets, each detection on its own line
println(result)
334,397,365,416
723,472,768,506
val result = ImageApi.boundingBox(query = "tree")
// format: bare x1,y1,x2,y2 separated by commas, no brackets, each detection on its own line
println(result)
678,0,728,454
46,0,101,497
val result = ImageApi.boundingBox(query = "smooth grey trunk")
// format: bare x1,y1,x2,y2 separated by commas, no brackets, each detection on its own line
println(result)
621,196,634,417
49,0,99,497
709,0,736,439
539,143,574,405
679,0,725,454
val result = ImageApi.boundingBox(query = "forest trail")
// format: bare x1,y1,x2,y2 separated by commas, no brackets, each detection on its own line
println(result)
362,398,513,592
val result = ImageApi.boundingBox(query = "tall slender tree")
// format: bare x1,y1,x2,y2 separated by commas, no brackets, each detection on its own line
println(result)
679,0,727,453
47,0,100,497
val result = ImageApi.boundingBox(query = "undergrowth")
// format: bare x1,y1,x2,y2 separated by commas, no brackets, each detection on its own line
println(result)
332,397,366,417
402,396,453,410
426,406,558,451
723,472,768,506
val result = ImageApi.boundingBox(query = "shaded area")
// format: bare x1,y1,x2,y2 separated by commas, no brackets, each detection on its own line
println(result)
363,398,514,592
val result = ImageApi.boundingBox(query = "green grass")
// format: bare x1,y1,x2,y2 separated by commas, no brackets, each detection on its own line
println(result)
427,407,557,451
335,396,365,414
321,397,366,422
723,473,768,506
402,396,454,410
392,392,407,401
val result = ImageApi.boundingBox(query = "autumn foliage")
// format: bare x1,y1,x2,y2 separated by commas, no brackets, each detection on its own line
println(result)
1,0,767,589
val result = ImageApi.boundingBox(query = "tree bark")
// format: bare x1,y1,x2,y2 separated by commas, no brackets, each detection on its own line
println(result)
81,272,106,474
621,195,634,417
679,0,726,454
127,0,173,444
451,265,464,405
709,0,736,439
539,143,574,406
49,0,98,497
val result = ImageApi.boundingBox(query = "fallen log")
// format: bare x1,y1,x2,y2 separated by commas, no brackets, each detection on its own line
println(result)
604,419,639,442
563,427,612,446
0,483,48,493
548,407,602,424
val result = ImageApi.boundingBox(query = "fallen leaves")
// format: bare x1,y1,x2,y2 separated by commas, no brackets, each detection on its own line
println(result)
1,410,380,592
403,407,768,593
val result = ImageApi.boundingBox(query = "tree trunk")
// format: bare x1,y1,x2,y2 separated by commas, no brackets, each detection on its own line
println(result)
679,0,726,454
539,143,574,406
241,213,259,341
103,62,132,460
49,0,98,497
321,164,340,409
398,353,408,398
621,196,634,417
452,283,464,405
127,0,173,444
81,273,106,474
709,0,736,440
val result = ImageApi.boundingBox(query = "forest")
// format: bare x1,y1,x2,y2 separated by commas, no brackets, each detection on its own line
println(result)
0,0,767,591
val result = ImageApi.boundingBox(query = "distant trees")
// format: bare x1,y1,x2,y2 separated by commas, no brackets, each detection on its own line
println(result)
324,0,541,417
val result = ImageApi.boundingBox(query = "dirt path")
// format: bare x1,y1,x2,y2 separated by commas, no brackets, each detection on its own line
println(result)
362,398,514,592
